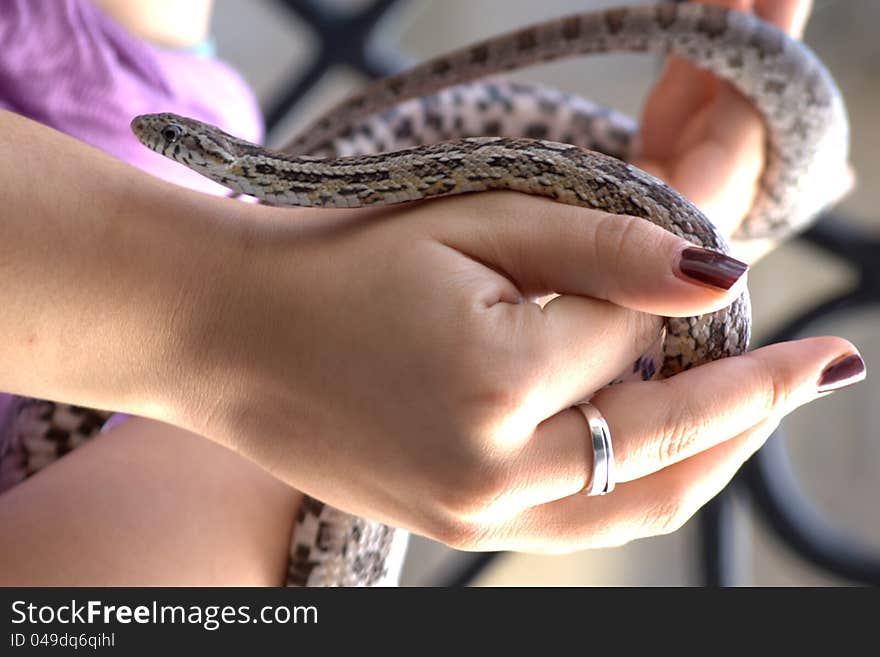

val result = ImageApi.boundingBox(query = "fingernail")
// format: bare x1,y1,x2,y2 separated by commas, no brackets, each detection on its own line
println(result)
817,353,866,393
677,247,749,291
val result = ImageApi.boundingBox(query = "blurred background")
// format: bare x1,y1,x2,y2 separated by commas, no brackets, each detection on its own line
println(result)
209,0,879,585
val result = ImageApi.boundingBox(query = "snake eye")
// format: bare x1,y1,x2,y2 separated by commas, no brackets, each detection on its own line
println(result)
161,124,184,143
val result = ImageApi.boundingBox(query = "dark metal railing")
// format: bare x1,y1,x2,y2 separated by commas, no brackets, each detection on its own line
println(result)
264,0,412,136
263,0,880,587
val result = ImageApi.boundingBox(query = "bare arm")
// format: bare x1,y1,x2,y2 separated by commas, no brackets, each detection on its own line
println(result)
0,1,307,586
92,0,214,49
0,109,304,585
0,417,299,586
0,109,230,420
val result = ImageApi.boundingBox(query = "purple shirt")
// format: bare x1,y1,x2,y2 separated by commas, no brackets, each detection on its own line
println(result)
0,0,264,453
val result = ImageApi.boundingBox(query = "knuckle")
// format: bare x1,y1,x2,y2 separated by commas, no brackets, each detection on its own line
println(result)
593,213,632,288
448,303,550,430
753,357,793,418
429,517,494,552
657,431,693,469
438,460,513,517
453,374,526,439
655,390,708,466
474,360,526,408
639,486,694,537
593,213,655,293
632,311,664,344
451,351,533,435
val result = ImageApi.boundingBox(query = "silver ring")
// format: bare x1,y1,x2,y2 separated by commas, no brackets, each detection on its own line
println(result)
576,402,616,496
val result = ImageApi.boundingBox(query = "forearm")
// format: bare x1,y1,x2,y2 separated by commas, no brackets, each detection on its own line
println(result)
0,417,299,585
0,110,232,418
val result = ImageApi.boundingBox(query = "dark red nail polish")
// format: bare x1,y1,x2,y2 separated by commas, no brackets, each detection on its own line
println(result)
677,247,749,291
818,354,866,393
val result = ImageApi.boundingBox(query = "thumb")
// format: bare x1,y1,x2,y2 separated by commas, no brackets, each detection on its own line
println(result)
437,191,749,318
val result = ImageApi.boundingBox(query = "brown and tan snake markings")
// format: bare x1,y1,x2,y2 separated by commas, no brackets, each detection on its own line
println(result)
12,4,849,586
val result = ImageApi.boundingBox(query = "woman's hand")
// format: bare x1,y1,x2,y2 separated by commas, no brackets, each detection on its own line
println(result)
638,0,851,262
171,192,864,551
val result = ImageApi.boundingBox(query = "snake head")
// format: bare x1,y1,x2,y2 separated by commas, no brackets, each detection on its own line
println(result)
130,112,239,172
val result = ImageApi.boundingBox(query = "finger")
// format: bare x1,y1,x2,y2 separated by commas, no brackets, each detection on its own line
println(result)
652,87,764,236
592,337,864,483
640,0,811,175
692,0,811,37
640,60,716,163
696,0,757,14
490,417,775,553
755,0,812,37
498,294,663,423
435,192,749,318
493,336,864,513
640,0,757,164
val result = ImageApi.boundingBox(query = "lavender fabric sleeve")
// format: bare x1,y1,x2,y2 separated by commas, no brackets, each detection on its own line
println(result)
0,0,264,439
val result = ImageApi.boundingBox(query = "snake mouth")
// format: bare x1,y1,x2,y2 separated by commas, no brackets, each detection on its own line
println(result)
204,151,237,168
130,114,175,153
130,115,151,146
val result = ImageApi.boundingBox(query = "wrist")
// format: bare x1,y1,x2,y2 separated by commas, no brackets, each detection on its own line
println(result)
147,199,300,448
164,202,356,460
122,191,263,434
0,111,253,431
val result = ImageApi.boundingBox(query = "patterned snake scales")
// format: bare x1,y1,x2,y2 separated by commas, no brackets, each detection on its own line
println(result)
8,3,849,586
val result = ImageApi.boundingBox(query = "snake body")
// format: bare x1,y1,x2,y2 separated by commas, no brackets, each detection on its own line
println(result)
9,3,848,586
283,2,849,241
